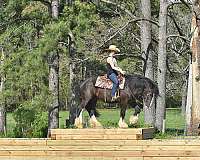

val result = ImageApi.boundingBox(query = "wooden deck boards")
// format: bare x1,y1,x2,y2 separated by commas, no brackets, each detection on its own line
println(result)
0,128,199,159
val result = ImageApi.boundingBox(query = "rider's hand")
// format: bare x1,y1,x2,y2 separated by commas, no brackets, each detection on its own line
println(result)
121,71,126,75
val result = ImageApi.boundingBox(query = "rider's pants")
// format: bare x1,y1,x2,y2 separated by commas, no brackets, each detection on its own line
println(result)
108,73,119,97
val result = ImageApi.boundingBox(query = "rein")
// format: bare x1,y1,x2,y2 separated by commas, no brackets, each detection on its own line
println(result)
127,86,144,106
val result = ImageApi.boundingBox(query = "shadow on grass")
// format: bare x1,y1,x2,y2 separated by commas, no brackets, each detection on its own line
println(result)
154,128,185,139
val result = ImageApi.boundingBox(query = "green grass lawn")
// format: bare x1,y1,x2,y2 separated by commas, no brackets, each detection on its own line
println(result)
6,108,185,137
59,108,185,129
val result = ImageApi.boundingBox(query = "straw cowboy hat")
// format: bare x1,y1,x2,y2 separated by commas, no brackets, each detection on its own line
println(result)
105,45,120,52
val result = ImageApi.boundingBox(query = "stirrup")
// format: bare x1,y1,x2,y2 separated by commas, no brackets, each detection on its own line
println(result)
111,96,118,102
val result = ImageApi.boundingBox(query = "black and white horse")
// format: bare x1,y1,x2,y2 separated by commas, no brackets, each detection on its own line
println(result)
74,74,159,128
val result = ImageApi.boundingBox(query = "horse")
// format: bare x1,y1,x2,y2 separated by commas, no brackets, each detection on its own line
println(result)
74,74,159,128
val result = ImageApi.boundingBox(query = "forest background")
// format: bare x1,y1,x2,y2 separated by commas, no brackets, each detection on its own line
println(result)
0,0,194,137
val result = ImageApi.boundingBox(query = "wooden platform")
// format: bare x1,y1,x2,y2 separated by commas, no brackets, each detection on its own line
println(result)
50,128,155,140
0,138,200,159
0,128,200,159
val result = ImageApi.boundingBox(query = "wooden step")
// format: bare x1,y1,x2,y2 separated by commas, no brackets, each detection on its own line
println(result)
50,128,155,140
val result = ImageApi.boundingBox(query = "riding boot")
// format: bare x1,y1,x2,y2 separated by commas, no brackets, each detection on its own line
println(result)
111,96,117,102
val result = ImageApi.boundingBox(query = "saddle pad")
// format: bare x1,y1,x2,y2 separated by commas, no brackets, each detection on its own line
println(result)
95,75,125,89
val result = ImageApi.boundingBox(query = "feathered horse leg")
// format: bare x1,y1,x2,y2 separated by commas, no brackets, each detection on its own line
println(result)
118,101,128,128
86,98,102,128
89,114,102,128
74,100,89,129
129,105,141,125
74,109,84,129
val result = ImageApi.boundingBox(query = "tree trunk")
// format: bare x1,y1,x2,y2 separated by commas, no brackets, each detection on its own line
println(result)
186,5,200,134
68,62,79,124
67,34,80,125
51,0,59,18
181,77,188,115
186,64,192,134
48,0,59,136
140,0,155,126
155,0,168,132
0,47,6,134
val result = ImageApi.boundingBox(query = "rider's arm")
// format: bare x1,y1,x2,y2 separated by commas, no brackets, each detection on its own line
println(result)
107,57,123,73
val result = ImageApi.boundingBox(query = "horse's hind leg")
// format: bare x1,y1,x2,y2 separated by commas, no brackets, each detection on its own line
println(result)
86,98,102,128
74,100,88,128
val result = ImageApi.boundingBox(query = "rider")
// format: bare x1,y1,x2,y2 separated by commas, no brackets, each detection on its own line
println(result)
106,45,126,101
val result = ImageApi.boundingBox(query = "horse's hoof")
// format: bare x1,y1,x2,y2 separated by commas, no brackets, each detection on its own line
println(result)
74,118,83,129
118,121,128,128
89,118,103,128
129,115,139,125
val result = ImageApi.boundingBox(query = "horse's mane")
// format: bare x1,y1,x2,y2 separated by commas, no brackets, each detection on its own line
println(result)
125,74,159,96
80,77,91,90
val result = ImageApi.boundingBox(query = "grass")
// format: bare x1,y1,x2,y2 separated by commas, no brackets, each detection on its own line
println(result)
6,108,185,138
59,108,185,129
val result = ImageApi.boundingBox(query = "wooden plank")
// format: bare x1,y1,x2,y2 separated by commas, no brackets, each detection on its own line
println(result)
47,157,143,160
50,128,151,135
0,151,47,156
45,150,200,157
0,138,199,147
1,150,200,157
47,139,200,146
144,158,200,160
1,145,200,152
4,157,200,160
45,151,143,157
0,139,47,146
45,145,142,151
54,134,143,140
142,150,200,157
0,157,143,160
143,145,200,150
0,146,48,151
0,145,142,151
0,157,49,160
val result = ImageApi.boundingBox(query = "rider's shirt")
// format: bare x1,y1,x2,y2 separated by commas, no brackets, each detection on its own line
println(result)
107,56,118,76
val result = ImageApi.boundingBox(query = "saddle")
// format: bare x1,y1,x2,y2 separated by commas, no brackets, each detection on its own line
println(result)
95,74,125,90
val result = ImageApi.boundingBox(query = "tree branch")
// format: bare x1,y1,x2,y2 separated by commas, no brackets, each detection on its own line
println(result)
168,14,185,36
97,53,145,64
167,34,191,43
168,0,192,9
99,0,135,18
94,18,159,51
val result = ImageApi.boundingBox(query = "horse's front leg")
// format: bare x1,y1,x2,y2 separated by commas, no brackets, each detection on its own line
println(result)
74,108,84,129
74,100,88,128
129,105,141,125
86,98,102,128
118,105,128,128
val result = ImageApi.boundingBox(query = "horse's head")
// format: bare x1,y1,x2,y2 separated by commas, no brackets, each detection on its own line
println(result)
126,74,159,108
